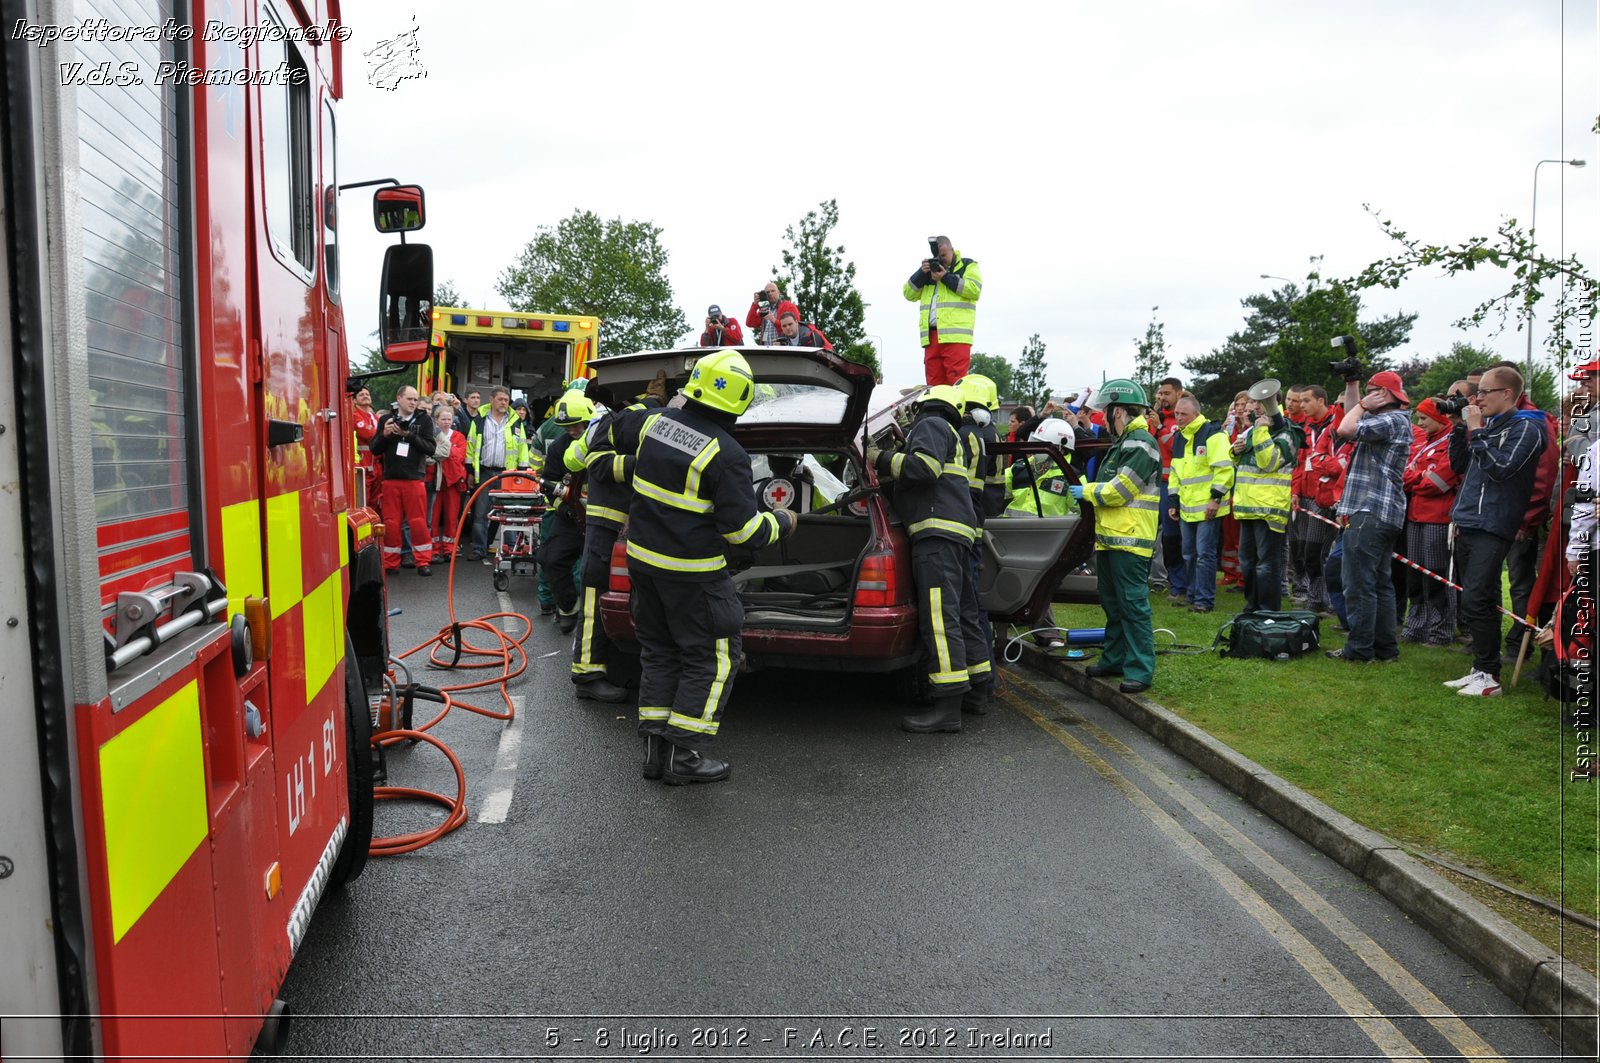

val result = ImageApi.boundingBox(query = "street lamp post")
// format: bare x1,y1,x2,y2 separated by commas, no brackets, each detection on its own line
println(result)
1525,158,1587,374
1259,274,1294,286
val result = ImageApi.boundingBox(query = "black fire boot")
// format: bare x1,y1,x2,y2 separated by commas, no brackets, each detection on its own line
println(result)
575,677,628,703
961,679,994,716
663,743,731,785
901,695,964,733
642,735,666,780
556,605,580,634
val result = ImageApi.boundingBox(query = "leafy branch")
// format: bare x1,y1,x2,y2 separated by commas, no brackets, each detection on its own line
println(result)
1347,205,1596,364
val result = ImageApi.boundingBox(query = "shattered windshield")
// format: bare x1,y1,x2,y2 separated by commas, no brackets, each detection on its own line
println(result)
740,383,849,425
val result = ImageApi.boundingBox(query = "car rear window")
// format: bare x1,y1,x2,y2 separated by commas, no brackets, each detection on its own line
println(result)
741,383,849,425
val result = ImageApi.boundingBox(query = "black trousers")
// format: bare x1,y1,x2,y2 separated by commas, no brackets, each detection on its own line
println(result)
571,523,618,683
912,537,988,696
1456,530,1514,678
538,507,583,613
1239,520,1284,614
630,567,743,750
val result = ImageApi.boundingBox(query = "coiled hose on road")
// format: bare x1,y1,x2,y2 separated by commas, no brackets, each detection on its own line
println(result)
368,475,536,857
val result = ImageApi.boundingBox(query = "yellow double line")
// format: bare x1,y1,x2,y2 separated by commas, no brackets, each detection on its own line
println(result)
1003,671,1505,1061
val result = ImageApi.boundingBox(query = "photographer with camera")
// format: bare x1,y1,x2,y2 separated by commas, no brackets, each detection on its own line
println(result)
746,282,785,346
699,303,744,347
904,235,983,386
1328,345,1412,664
371,385,438,576
1442,365,1549,697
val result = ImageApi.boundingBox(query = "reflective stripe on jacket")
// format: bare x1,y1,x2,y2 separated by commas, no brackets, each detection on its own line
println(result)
1232,419,1297,533
1082,416,1161,556
902,252,982,347
878,412,977,544
959,417,1005,521
619,406,783,578
566,400,661,529
1167,416,1235,521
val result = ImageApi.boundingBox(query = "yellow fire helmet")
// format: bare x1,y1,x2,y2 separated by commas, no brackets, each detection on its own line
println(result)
955,373,1000,411
554,391,596,426
916,384,964,413
685,349,756,416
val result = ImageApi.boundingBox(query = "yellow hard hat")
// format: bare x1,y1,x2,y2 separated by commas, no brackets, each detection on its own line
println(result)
554,392,596,426
685,349,756,416
955,373,1000,411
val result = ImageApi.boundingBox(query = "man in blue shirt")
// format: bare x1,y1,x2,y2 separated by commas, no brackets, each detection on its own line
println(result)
1328,370,1411,663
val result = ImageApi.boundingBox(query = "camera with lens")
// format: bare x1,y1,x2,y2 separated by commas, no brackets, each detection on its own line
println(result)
1434,393,1470,417
1328,335,1363,382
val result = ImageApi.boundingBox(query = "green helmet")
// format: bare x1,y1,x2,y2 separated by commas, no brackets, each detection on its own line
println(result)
554,391,596,426
955,373,1000,411
685,349,756,416
1088,378,1149,411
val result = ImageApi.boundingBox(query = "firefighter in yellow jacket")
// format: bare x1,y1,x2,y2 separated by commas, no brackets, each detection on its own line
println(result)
1070,379,1162,693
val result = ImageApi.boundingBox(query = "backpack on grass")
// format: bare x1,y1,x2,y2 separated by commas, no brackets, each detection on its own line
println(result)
1218,610,1322,661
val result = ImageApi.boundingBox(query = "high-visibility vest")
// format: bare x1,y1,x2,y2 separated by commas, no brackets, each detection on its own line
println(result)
1004,455,1075,517
466,412,531,477
1082,416,1161,556
902,252,983,347
1232,420,1296,533
1167,417,1235,521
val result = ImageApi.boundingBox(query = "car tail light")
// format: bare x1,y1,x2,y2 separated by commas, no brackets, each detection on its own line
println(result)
609,538,631,593
854,550,897,608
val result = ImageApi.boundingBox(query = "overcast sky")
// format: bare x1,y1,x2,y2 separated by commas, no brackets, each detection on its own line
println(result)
336,0,1598,398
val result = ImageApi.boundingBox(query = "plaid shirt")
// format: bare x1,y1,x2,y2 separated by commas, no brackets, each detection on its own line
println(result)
1336,408,1411,528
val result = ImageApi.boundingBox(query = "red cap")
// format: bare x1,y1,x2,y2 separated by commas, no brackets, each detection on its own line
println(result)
1368,370,1409,407
1569,358,1600,380
775,300,800,323
1415,396,1444,423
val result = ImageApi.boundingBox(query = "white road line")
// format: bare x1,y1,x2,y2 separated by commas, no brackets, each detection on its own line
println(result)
476,694,525,825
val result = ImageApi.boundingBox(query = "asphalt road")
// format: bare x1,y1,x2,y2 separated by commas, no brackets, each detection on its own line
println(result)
278,566,1563,1061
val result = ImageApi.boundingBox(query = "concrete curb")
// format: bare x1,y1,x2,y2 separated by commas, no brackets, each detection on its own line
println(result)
1015,643,1598,1056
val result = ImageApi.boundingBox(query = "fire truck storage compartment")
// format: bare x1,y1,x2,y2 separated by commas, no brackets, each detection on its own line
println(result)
734,451,872,630
451,336,569,391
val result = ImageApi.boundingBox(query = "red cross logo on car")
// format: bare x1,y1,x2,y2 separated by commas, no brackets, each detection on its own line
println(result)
763,479,795,509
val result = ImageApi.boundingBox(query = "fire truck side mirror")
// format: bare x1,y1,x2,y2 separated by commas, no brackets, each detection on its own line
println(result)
373,184,426,233
379,243,434,364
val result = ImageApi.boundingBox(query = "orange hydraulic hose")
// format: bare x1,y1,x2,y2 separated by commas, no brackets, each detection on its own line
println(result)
367,475,538,856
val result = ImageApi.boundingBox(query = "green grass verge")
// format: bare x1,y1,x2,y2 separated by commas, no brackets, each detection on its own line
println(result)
1041,589,1599,922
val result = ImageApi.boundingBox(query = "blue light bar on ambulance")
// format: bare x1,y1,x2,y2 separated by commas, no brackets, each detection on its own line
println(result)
552,321,570,333
450,314,467,325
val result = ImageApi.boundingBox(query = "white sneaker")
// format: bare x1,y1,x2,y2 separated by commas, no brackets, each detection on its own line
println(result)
1443,670,1479,689
1457,672,1503,697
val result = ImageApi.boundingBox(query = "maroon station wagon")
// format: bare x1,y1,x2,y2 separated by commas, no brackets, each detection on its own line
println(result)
591,347,1105,679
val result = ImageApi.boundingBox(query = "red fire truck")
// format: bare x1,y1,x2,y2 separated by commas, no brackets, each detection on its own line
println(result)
1,1,431,1057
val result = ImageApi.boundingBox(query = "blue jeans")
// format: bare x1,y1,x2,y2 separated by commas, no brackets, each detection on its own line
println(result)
1179,517,1221,608
1158,481,1188,595
1340,512,1401,660
1238,520,1283,613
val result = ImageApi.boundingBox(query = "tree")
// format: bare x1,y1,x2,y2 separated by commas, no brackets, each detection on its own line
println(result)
1013,333,1052,407
496,209,688,354
1132,306,1170,397
1348,205,1597,370
1184,260,1416,410
966,351,1015,401
769,199,878,374
1411,341,1557,411
433,278,471,309
349,347,409,408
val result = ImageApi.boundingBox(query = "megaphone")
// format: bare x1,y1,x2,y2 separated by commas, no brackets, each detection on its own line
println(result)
1248,378,1282,419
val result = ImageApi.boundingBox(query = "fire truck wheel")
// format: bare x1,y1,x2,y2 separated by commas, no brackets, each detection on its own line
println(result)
256,998,291,1055
493,571,510,592
327,632,375,890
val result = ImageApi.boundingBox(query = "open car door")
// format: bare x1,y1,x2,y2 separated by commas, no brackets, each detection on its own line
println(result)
981,438,1109,622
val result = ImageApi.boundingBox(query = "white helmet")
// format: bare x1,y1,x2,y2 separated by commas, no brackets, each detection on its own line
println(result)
1029,417,1075,450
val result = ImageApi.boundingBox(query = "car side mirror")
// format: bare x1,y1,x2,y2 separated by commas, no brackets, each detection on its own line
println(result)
378,243,433,364
373,184,425,233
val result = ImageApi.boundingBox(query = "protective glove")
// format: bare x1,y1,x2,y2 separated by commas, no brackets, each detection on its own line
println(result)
645,369,668,403
865,443,883,467
1068,484,1086,501
776,508,800,539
